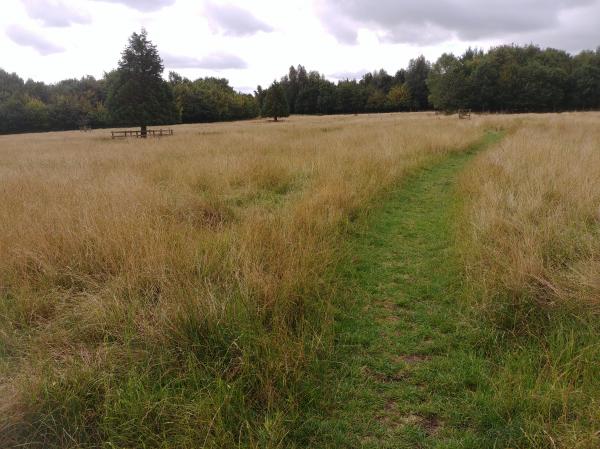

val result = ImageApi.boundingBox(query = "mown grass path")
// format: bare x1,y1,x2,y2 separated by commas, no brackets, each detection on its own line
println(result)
303,133,503,448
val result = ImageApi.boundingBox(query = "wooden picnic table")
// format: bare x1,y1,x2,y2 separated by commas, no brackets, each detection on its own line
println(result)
111,129,174,139
458,109,472,119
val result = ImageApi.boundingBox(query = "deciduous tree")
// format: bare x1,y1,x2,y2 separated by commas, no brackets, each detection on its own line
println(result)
262,82,289,121
406,55,431,110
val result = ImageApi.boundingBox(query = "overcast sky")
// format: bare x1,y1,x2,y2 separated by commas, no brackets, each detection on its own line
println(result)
2,0,600,93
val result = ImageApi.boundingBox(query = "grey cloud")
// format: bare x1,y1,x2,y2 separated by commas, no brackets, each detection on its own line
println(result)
6,25,65,55
316,0,599,46
163,53,247,69
22,0,91,27
204,2,273,36
91,0,176,11
510,2,600,52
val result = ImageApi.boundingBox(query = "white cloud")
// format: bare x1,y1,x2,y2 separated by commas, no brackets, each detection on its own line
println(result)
92,0,176,12
22,0,91,27
203,2,273,36
316,0,600,48
163,52,247,69
6,24,65,55
328,69,369,80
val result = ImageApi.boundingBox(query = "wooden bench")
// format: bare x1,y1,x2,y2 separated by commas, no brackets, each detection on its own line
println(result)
458,109,472,120
111,129,174,139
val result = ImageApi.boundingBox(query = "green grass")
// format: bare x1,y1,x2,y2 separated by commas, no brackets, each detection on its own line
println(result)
295,132,506,448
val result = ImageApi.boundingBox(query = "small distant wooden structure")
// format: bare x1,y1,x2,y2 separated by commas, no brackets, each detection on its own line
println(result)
111,128,174,139
458,109,472,120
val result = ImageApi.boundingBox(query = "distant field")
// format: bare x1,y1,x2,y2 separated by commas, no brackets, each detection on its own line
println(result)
1,112,598,448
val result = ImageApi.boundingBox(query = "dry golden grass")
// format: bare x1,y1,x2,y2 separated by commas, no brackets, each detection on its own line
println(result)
0,113,488,447
460,112,600,315
459,112,600,448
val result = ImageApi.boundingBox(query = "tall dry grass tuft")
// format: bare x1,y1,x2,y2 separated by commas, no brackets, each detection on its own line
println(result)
460,113,600,319
459,112,600,448
0,113,487,447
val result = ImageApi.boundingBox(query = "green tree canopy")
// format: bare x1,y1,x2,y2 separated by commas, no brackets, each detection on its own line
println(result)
406,55,431,110
427,53,470,111
106,29,178,135
386,84,411,111
425,45,600,113
261,81,289,121
170,76,258,123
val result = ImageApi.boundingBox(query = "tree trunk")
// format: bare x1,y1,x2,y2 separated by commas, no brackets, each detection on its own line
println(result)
274,116,278,122
141,124,147,138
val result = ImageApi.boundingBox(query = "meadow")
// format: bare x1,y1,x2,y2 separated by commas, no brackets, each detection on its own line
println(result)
0,112,598,448
458,113,600,448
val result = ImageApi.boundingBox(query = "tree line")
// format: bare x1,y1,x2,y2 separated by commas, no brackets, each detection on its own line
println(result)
256,56,431,118
0,73,258,135
1,33,599,135
263,45,600,116
428,45,600,112
0,30,258,135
